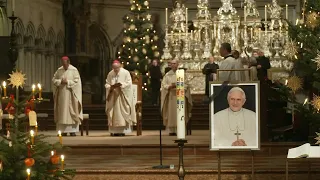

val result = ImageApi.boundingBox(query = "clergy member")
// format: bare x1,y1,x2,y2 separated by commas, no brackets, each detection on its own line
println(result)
105,60,136,136
164,61,172,74
161,60,193,136
214,87,257,147
218,43,241,81
202,56,219,97
232,50,245,81
52,56,83,136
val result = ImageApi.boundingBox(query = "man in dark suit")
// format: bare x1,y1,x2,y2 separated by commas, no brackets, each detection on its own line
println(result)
202,56,219,97
149,59,162,105
256,51,271,81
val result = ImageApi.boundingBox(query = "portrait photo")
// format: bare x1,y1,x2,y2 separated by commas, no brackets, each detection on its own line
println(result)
209,82,260,150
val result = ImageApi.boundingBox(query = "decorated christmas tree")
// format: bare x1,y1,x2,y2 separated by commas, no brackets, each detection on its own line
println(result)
288,0,320,93
281,0,320,141
117,0,160,91
0,70,75,179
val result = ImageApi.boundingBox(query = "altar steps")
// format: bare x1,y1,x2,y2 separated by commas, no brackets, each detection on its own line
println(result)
36,103,210,131
67,143,320,180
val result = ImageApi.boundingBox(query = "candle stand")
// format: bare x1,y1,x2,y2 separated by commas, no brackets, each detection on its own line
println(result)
174,139,187,180
8,12,18,69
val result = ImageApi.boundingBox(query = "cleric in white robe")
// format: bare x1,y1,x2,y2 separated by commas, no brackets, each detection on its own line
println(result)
52,56,83,136
161,60,193,136
218,43,242,81
105,60,136,136
213,87,257,147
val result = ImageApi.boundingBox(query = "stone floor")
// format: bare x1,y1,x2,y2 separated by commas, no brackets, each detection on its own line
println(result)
30,130,320,179
73,174,320,180
42,130,210,145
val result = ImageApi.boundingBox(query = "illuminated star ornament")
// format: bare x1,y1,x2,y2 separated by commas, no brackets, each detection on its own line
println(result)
8,70,27,89
315,132,320,145
283,39,298,60
312,50,320,70
306,12,319,29
311,94,320,112
286,76,302,94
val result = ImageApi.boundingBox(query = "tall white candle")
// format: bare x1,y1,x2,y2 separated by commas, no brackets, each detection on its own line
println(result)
165,8,168,25
186,8,188,35
244,6,246,22
286,4,288,19
176,69,185,139
264,5,267,21
12,0,15,12
191,30,193,40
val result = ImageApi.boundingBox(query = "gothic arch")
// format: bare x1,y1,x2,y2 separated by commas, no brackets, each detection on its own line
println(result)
88,23,112,101
0,6,9,36
46,27,56,51
89,23,112,68
15,18,24,45
36,24,46,48
56,30,64,54
25,22,36,47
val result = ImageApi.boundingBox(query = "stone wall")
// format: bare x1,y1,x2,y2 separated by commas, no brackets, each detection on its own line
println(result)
9,0,64,92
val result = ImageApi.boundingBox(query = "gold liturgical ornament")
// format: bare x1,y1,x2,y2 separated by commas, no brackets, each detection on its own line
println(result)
8,70,27,89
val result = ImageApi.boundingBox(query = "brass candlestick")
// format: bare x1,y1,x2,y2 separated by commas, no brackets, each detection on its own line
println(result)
174,139,188,180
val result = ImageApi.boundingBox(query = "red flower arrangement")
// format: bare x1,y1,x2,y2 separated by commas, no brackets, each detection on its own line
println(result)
5,95,15,115
24,99,34,115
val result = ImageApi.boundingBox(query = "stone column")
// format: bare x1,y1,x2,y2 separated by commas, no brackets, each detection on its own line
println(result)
24,49,33,89
35,52,41,83
40,52,46,91
16,46,25,71
30,51,36,87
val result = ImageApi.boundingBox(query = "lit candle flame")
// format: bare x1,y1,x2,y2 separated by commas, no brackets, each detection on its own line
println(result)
58,130,62,145
303,98,308,105
51,151,54,156
285,79,288,85
26,168,30,175
30,130,34,137
37,83,41,90
32,84,36,91
2,81,6,87
61,154,65,170
26,168,31,180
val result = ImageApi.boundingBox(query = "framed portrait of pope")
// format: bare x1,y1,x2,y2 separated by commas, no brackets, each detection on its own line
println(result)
209,82,260,151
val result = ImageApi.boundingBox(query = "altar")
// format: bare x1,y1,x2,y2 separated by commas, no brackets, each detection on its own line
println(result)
161,0,296,94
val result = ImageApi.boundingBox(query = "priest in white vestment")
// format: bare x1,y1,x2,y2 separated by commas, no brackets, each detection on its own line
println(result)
218,43,242,81
52,56,83,136
105,60,136,136
161,60,193,136
213,87,257,147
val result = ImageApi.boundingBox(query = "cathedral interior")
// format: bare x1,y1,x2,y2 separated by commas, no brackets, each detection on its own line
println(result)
0,0,319,179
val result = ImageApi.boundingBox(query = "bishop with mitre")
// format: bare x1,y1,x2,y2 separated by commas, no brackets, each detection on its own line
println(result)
52,56,83,136
161,59,193,136
105,60,136,136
